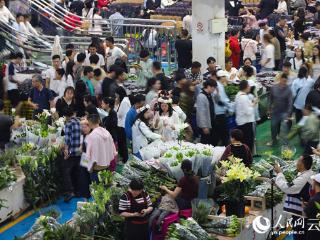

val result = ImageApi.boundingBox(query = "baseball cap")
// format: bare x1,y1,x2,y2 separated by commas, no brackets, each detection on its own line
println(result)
311,173,320,183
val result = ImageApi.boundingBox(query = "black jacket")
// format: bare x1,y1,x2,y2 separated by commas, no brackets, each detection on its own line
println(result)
102,109,118,142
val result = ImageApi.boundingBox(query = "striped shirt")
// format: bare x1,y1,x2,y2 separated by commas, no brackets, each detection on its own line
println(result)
119,192,152,212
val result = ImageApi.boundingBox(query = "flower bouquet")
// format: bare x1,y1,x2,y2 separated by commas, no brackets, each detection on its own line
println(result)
216,157,260,217
281,145,296,161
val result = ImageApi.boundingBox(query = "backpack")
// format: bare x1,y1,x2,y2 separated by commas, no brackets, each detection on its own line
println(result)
225,40,232,58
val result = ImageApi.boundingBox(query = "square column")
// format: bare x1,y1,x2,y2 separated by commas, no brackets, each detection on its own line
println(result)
192,0,226,70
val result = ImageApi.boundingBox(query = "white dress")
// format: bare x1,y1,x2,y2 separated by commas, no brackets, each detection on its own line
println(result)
89,14,103,35
153,111,180,141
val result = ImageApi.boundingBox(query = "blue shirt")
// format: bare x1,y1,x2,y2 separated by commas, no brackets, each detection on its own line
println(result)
291,77,315,110
29,87,54,115
213,81,231,115
82,76,95,96
64,117,81,157
124,107,137,140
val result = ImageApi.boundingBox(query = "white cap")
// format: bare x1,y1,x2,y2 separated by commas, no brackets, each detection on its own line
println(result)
248,79,256,87
311,173,320,183
217,70,227,78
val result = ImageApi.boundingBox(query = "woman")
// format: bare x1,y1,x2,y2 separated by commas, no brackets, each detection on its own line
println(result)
82,0,94,19
153,96,180,141
89,8,103,35
241,9,258,32
55,87,76,117
290,47,306,73
225,58,239,82
160,159,199,210
115,87,131,163
293,7,305,40
274,0,288,14
260,34,275,71
241,31,258,65
142,28,158,53
237,58,257,80
145,78,161,104
66,61,75,86
291,66,315,122
75,80,88,117
132,106,162,156
135,50,153,87
220,129,253,167
310,45,320,80
101,97,118,143
78,119,91,198
119,179,153,240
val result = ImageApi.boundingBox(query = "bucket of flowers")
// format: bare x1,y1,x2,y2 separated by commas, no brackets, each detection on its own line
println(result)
216,156,260,217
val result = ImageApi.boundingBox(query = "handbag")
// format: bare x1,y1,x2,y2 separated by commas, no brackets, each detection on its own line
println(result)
80,152,89,168
138,121,153,144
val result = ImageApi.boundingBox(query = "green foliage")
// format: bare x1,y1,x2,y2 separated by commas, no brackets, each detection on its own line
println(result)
43,224,80,240
0,166,16,190
0,148,18,167
225,84,239,101
74,171,125,239
225,215,243,237
19,146,60,207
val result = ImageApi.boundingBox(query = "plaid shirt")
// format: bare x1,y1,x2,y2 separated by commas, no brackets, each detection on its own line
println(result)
64,117,81,157
185,68,202,82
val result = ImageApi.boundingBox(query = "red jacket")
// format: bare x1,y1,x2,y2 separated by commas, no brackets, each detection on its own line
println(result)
97,0,109,9
64,13,81,32
229,36,241,69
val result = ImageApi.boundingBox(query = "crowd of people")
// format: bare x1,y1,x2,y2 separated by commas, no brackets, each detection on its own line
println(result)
0,0,320,240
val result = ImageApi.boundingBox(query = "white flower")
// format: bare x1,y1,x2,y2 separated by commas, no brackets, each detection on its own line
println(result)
43,109,51,117
55,117,65,128
176,123,189,131
11,108,16,114
50,108,56,114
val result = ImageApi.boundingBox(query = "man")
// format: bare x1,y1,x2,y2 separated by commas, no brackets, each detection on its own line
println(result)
85,44,105,68
196,80,217,145
105,36,127,71
152,61,170,91
274,16,287,66
0,0,15,23
182,11,192,36
28,74,54,116
306,77,320,109
74,52,86,82
269,29,281,71
62,49,76,71
235,80,257,151
7,52,23,107
304,173,320,240
257,0,277,19
268,73,292,146
86,114,117,182
63,107,81,202
175,29,192,70
81,66,95,96
185,61,202,87
89,54,106,78
172,72,188,100
275,61,297,85
274,155,314,240
228,29,241,69
124,94,145,141
203,57,219,81
69,0,84,16
109,7,124,37
101,64,117,98
213,70,231,146
0,99,13,150
12,13,28,43
44,55,62,95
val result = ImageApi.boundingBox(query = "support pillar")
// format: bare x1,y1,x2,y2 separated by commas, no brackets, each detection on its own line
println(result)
192,0,226,70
